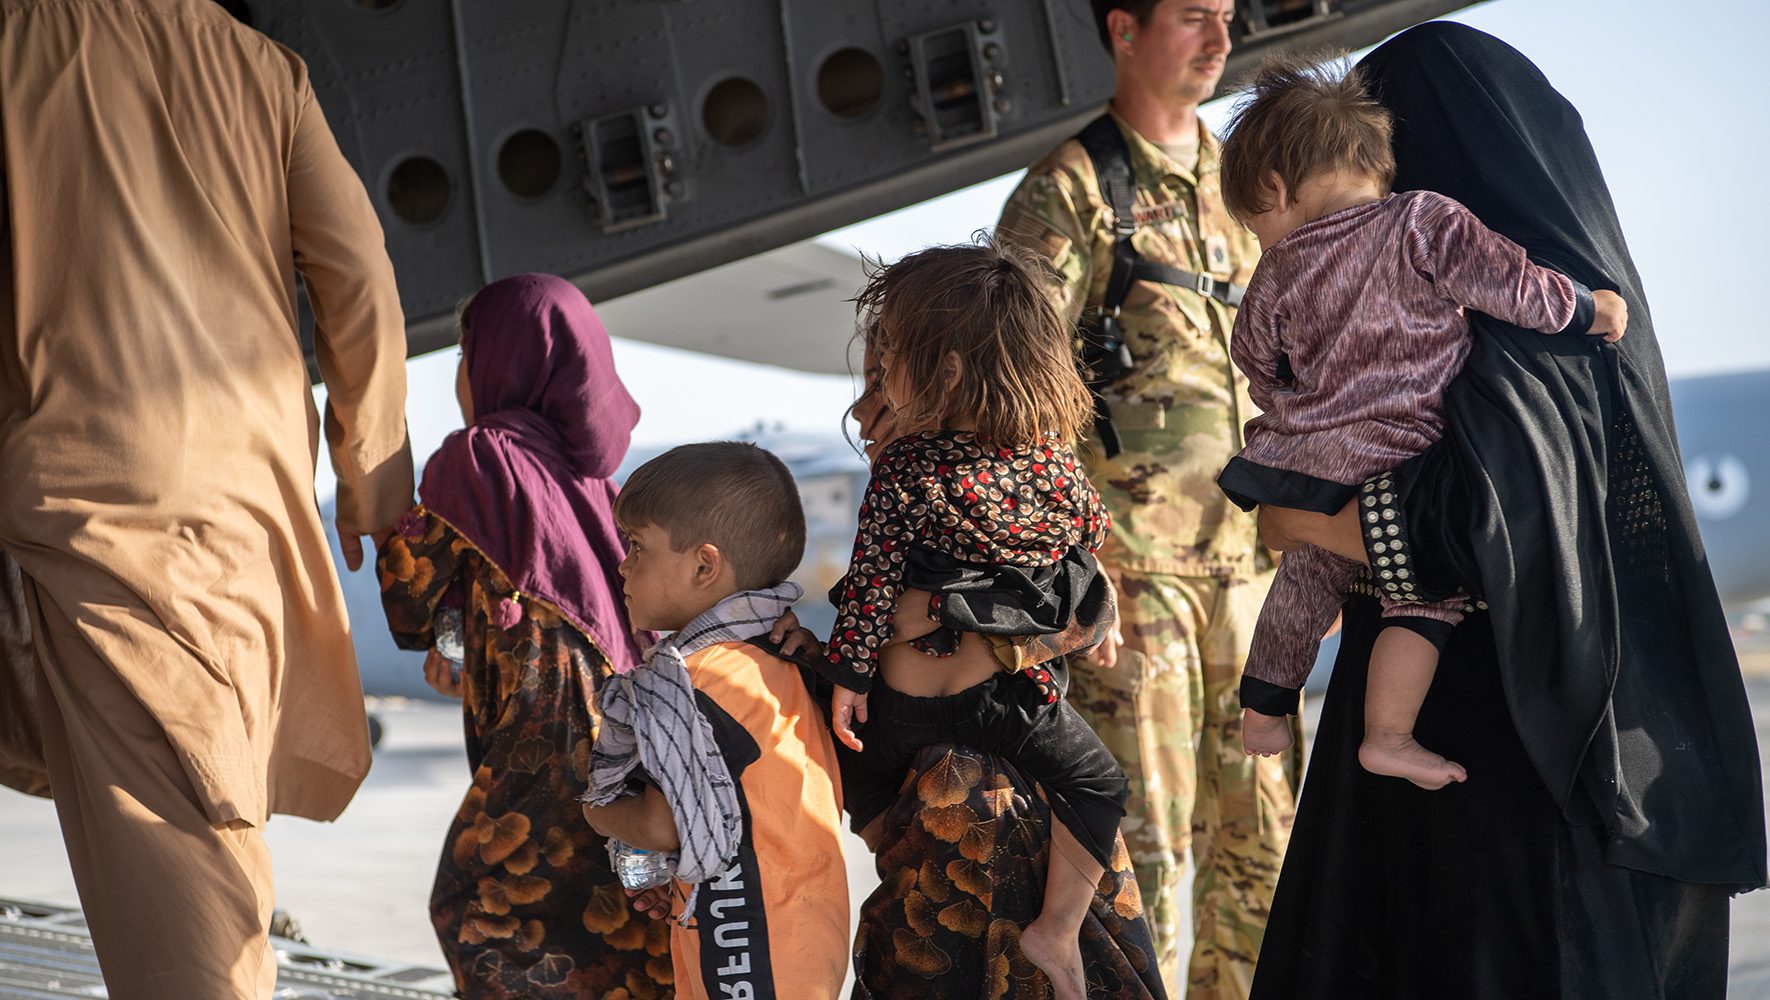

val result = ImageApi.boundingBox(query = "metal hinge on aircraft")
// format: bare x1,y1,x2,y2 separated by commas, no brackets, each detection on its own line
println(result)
902,16,1010,152
1239,0,1345,42
576,104,687,234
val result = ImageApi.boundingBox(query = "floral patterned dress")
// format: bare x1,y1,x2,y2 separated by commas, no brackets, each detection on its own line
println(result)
823,430,1110,705
853,744,1165,1000
379,507,670,999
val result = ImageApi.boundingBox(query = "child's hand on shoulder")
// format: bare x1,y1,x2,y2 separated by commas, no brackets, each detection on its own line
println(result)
1588,290,1627,343
768,609,824,659
831,687,868,753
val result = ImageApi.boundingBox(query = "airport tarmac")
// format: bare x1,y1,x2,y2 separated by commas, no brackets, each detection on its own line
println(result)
3,679,1768,997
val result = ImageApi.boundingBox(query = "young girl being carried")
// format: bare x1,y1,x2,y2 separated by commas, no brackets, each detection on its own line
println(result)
1214,58,1625,788
819,243,1128,1000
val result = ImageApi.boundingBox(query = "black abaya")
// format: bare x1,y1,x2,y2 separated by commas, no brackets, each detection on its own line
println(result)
1250,22,1765,1000
1254,595,1731,999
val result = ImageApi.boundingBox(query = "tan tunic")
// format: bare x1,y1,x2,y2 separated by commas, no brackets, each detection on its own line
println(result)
0,0,413,825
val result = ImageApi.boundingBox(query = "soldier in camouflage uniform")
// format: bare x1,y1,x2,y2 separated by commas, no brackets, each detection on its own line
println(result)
995,3,1302,997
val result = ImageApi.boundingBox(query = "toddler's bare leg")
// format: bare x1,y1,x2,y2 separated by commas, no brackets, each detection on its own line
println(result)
1359,628,1467,789
1019,821,1102,1000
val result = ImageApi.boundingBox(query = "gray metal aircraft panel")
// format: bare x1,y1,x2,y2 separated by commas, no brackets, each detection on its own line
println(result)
222,0,1476,370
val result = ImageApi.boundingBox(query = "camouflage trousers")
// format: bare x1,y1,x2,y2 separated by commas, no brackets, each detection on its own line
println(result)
1067,571,1302,1000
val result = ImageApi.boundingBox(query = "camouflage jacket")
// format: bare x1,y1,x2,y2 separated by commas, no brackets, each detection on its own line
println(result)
997,108,1265,578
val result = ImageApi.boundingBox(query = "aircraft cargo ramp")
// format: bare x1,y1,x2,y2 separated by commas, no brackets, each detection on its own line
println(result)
0,897,453,1000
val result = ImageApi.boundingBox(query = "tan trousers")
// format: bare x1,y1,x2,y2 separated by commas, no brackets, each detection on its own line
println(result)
28,582,277,999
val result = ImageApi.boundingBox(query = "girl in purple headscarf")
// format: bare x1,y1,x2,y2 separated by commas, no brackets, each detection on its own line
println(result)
376,274,670,998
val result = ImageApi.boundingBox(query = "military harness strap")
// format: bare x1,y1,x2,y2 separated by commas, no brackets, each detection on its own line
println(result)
1077,114,1246,316
1073,114,1246,457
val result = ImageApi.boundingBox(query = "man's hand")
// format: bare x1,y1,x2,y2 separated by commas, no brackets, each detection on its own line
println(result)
423,648,463,699
832,686,867,753
768,609,823,659
1588,290,1628,343
339,522,396,572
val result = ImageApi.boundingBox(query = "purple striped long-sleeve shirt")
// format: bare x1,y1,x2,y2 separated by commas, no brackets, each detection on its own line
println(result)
1233,190,1580,698
1232,190,1577,485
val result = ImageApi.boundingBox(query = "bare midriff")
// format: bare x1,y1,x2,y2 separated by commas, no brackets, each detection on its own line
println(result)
877,586,1002,697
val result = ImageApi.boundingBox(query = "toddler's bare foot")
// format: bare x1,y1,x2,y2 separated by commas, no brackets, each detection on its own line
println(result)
1241,708,1295,756
1359,731,1467,790
1020,915,1086,1000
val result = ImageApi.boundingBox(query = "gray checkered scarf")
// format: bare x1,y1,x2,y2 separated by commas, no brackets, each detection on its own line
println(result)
582,583,802,906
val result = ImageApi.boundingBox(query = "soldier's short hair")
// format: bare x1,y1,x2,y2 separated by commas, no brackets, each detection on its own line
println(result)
855,239,1092,451
615,442,806,591
1089,0,1163,52
1220,55,1396,222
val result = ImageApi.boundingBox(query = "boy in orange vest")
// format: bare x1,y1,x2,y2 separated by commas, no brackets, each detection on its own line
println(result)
583,441,849,999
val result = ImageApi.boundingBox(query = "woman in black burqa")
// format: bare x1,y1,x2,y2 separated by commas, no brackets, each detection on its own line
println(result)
1249,22,1767,1000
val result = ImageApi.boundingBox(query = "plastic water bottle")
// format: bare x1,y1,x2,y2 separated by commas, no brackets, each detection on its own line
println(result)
433,606,466,666
611,841,674,891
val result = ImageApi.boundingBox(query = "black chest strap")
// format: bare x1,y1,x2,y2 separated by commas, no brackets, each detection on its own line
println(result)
1074,114,1245,312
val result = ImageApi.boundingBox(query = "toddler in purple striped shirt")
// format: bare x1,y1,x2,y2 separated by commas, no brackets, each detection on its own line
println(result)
1214,57,1626,789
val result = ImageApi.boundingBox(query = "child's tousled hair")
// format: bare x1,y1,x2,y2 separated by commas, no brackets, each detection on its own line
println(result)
854,240,1090,448
1220,54,1396,222
615,441,806,591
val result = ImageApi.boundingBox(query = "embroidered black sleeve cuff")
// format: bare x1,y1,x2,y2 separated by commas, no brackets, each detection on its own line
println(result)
1560,279,1595,335
1358,472,1435,605
1241,675,1303,718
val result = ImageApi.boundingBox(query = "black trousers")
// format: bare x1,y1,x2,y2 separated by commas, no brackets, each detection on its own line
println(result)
841,666,1128,868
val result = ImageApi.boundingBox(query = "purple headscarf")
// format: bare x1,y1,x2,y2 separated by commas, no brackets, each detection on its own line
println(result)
418,273,647,674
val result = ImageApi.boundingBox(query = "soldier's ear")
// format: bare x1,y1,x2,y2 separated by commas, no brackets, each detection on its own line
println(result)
1107,10,1136,53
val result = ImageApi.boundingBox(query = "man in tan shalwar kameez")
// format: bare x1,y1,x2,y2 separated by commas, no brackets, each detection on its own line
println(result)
0,2,415,996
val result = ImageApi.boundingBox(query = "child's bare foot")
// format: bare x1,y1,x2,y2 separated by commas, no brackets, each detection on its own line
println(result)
1242,708,1295,756
1020,915,1086,1000
1359,731,1467,790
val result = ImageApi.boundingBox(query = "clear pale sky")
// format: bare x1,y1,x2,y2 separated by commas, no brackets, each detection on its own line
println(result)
323,0,1769,498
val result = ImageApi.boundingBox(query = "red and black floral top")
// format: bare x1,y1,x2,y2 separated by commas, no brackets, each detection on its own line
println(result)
823,430,1110,696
